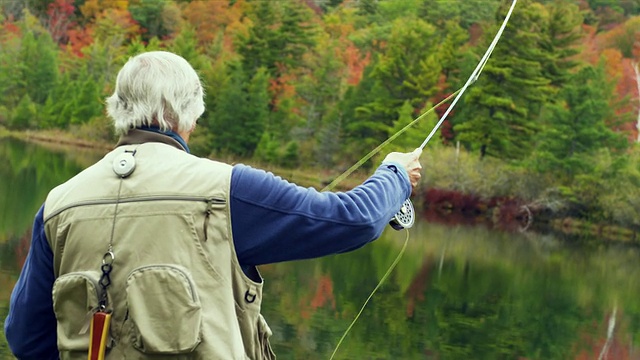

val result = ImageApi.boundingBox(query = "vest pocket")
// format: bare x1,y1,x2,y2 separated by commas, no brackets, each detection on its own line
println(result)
237,305,276,360
52,271,105,351
126,264,202,354
257,314,276,360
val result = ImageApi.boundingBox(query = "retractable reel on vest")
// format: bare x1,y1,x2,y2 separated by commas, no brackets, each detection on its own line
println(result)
113,151,137,177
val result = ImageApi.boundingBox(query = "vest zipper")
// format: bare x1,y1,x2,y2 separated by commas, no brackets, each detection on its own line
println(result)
45,195,227,221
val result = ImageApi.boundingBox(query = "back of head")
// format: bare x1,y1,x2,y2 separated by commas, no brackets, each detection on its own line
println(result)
106,51,205,135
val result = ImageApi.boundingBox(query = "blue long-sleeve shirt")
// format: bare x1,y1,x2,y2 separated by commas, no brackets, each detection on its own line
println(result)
5,156,410,360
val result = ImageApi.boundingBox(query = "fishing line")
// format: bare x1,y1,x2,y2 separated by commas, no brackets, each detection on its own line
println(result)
326,0,518,358
321,90,460,193
322,0,518,193
328,228,410,360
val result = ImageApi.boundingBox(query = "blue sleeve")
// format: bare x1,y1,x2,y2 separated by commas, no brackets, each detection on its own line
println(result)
230,163,411,265
4,205,58,360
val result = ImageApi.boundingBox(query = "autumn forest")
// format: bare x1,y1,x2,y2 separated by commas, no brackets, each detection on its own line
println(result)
1,0,640,233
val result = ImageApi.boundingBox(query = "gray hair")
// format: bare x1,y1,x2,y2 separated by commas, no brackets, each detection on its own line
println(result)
106,51,205,135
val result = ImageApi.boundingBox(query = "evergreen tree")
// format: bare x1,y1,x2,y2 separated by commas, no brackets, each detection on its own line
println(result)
254,131,280,165
41,71,73,128
245,67,271,151
356,0,379,17
339,66,393,159
40,64,102,128
371,17,442,105
0,25,24,112
236,0,317,77
296,33,346,164
210,62,268,157
314,110,342,167
320,0,344,12
70,71,102,124
17,28,58,107
210,62,249,155
436,20,471,79
419,0,503,30
281,141,300,168
338,16,445,158
529,63,627,179
167,26,210,74
539,1,584,89
387,100,438,153
10,94,37,129
128,0,172,42
454,0,552,160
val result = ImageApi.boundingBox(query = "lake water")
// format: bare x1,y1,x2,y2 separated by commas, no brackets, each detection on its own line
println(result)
1,138,639,359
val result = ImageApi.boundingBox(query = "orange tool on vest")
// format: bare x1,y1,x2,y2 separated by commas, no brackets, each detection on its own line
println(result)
88,310,111,360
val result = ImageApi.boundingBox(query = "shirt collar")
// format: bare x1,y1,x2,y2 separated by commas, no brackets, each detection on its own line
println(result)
116,127,190,153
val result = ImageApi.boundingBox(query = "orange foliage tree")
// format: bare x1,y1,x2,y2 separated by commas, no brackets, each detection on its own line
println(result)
182,0,248,50
79,0,128,21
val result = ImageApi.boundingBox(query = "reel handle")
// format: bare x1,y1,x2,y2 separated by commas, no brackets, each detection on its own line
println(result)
389,198,415,230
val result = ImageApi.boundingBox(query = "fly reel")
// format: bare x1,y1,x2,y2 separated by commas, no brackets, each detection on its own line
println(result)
389,198,415,230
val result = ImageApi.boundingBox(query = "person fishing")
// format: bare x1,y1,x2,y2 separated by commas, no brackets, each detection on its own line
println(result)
4,51,422,359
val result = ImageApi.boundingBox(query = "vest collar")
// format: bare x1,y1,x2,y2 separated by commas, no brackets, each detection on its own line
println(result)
116,128,190,153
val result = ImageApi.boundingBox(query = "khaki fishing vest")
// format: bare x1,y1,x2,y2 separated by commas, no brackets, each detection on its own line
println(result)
43,139,275,360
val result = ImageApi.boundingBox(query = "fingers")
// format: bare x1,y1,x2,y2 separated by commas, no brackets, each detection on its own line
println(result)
381,148,423,190
409,149,422,189
409,169,421,189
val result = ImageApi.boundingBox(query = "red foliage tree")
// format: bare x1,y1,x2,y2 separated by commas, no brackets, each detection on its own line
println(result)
46,0,76,44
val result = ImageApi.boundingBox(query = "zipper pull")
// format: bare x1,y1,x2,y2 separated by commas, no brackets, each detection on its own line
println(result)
203,198,225,242
203,203,212,242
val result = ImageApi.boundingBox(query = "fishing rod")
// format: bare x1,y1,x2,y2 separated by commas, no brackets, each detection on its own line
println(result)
389,0,519,230
329,0,519,358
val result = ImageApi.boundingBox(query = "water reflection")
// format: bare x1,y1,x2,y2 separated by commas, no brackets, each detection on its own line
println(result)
259,222,640,359
0,138,104,359
1,138,639,359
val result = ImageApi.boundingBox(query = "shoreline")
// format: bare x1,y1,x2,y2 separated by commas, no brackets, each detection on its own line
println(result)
18,130,114,151
3,129,639,247
2,128,362,190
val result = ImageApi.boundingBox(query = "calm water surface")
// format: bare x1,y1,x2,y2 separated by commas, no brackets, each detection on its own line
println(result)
1,138,639,359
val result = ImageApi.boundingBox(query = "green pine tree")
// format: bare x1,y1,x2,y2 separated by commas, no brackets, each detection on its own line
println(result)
18,29,58,108
539,1,584,89
529,63,627,179
71,72,102,125
338,16,446,159
167,26,211,74
387,100,438,153
210,61,268,157
10,94,37,130
0,27,24,112
236,0,318,77
454,0,553,160
210,62,249,155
